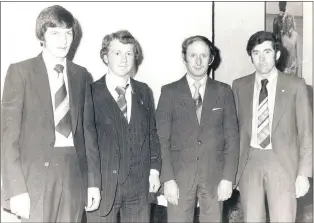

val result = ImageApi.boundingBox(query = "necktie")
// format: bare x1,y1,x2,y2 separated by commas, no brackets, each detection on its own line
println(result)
193,81,202,124
54,64,72,138
257,79,270,149
115,84,129,120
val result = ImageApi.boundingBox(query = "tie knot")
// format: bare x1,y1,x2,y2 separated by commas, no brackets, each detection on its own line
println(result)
115,84,129,96
193,81,201,90
54,64,64,74
261,79,269,88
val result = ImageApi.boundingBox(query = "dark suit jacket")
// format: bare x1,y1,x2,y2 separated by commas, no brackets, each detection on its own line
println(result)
1,54,101,211
156,75,239,198
86,75,161,216
232,72,312,185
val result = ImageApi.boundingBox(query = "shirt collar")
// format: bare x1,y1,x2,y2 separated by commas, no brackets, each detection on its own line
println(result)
255,69,278,86
42,49,67,73
186,74,208,89
106,72,133,94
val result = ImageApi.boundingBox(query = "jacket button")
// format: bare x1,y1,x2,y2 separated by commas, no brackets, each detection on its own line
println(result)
44,162,50,167
50,142,54,147
113,170,117,174
198,141,202,145
195,157,199,160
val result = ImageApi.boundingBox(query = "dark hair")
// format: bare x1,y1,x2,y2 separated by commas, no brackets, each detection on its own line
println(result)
36,5,75,44
246,31,281,56
279,1,287,12
182,35,215,63
100,30,143,72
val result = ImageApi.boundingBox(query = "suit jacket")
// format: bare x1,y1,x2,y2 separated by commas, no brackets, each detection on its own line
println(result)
232,72,312,185
1,54,101,211
87,75,161,216
156,75,239,197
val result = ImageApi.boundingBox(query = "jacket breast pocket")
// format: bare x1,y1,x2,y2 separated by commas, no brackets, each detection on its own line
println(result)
209,108,223,127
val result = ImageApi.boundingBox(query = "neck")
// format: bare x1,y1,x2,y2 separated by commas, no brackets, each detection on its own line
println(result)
108,68,129,86
256,67,278,79
187,72,207,81
42,48,65,64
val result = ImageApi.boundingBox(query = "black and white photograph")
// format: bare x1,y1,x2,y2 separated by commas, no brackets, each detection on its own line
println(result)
1,1,313,223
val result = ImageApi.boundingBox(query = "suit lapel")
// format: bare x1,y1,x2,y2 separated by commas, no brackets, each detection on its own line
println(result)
242,74,255,137
272,73,291,133
198,77,220,133
31,54,55,128
67,60,81,135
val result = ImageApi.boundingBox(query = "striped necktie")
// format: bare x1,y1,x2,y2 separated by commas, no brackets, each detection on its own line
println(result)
257,79,270,149
54,64,72,138
115,84,129,120
193,81,202,124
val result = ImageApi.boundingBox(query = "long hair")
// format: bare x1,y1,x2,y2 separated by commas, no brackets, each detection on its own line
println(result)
282,11,297,37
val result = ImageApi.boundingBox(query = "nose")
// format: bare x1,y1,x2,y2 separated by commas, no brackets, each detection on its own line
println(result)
259,53,265,61
58,33,67,45
196,56,201,66
121,54,127,63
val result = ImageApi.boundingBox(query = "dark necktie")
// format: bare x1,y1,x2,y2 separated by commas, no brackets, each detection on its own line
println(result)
193,81,202,124
257,79,270,149
115,84,129,120
54,64,72,138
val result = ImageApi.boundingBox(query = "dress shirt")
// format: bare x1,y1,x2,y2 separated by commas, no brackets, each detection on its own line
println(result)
250,70,278,150
42,50,74,147
106,72,159,176
186,74,208,100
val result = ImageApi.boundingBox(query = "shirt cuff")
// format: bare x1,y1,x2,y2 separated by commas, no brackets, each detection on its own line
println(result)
150,169,160,176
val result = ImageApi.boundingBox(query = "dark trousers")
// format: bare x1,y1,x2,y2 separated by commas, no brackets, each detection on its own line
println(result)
23,146,85,223
167,168,222,223
87,177,150,223
239,147,296,222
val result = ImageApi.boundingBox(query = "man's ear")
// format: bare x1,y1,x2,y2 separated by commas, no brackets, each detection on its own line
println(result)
276,50,281,61
103,55,109,64
182,53,187,64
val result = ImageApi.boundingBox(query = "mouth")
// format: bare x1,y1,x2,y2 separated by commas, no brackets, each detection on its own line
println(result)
193,67,203,70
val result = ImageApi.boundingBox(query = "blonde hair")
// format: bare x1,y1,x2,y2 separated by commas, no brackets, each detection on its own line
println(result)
282,11,297,36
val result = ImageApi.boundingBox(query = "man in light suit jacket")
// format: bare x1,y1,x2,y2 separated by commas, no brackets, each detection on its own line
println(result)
1,5,101,222
232,31,312,222
156,35,240,222
86,30,161,223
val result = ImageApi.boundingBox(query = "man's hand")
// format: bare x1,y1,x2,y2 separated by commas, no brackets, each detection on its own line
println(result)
10,193,30,219
85,187,101,212
149,173,161,193
164,180,179,205
217,180,233,201
295,175,310,198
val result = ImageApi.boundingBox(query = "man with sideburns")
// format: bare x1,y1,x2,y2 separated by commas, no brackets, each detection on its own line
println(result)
1,5,101,222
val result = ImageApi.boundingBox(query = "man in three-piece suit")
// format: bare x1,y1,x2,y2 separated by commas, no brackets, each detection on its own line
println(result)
1,5,101,222
232,31,312,222
156,35,240,222
86,30,161,223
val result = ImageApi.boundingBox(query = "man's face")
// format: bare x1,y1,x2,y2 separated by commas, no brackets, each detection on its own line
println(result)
43,27,73,59
104,39,135,77
184,41,212,79
251,41,280,74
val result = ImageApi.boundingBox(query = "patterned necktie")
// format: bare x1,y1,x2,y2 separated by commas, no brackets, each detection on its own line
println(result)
115,84,129,120
54,64,72,138
257,79,270,149
193,81,202,124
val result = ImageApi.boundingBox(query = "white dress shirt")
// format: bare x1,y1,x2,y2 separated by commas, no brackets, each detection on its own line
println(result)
186,74,208,100
42,50,74,147
105,73,159,175
250,70,278,150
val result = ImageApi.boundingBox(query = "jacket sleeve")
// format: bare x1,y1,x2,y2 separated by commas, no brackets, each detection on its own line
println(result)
147,86,162,172
83,73,101,188
222,85,240,184
1,64,28,201
156,86,175,183
296,78,312,177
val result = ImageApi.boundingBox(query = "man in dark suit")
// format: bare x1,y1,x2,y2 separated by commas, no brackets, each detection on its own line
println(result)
1,5,101,222
232,31,312,222
85,30,161,223
156,35,239,222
